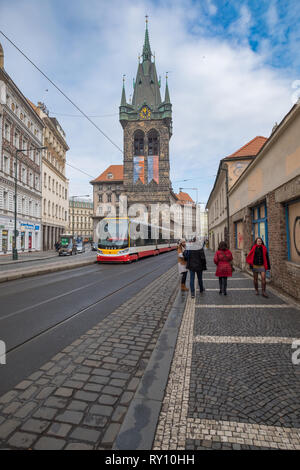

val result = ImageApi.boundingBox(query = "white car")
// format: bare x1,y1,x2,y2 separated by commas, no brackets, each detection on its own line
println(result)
76,243,85,253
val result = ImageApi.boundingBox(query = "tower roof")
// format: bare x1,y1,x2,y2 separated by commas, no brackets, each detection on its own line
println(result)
131,20,162,111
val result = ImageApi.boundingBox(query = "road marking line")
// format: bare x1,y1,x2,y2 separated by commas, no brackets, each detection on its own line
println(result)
203,278,249,280
187,418,300,450
205,288,252,291
194,335,299,344
195,304,291,308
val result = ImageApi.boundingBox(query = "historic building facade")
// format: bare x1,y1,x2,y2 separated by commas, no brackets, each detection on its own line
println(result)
229,101,300,300
31,102,69,250
91,21,180,242
0,42,44,255
206,136,267,251
68,199,93,240
119,21,177,214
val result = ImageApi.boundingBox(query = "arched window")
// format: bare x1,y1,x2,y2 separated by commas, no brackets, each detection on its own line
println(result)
148,130,159,155
134,130,144,156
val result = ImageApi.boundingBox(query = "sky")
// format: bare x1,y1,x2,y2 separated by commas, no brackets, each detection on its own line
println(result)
1,0,300,204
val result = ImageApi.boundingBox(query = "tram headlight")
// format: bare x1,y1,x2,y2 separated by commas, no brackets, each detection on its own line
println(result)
118,248,129,254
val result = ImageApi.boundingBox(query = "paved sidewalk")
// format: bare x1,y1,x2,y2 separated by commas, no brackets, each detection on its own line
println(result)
0,250,57,266
0,265,178,449
0,251,96,283
153,251,300,450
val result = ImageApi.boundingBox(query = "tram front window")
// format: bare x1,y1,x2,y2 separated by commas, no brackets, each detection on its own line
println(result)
98,219,129,250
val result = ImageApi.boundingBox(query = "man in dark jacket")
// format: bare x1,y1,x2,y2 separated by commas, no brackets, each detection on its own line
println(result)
185,237,207,298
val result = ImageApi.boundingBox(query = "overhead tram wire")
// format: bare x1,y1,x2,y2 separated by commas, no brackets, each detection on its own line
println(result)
65,162,95,179
0,30,123,154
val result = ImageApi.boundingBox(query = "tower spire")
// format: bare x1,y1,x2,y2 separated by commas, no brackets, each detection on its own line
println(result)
164,72,170,103
120,74,127,106
142,15,152,62
0,42,4,69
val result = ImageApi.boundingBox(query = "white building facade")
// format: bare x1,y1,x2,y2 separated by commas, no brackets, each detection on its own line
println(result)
0,43,44,255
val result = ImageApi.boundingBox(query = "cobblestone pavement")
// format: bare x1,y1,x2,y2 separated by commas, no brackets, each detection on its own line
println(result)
153,251,300,450
0,265,178,449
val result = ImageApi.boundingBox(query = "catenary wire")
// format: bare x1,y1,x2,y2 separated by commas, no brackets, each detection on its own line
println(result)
0,30,123,154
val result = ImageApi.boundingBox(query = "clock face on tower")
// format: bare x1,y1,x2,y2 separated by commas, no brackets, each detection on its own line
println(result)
139,106,151,119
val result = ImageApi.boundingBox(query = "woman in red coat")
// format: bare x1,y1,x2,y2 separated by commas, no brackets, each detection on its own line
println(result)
214,241,233,295
246,237,270,297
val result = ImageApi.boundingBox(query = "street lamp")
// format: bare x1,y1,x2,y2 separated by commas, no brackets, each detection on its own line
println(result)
13,146,47,260
71,195,91,239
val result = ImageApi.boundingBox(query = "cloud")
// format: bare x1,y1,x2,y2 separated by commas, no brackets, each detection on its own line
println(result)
0,0,296,203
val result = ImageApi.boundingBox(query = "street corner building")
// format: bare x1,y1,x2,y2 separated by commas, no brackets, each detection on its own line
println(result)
0,42,44,255
228,102,300,300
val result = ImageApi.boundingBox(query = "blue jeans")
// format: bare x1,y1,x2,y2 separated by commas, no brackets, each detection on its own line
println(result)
190,270,204,294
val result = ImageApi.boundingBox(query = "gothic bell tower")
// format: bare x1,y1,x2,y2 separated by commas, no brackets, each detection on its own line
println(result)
119,18,173,207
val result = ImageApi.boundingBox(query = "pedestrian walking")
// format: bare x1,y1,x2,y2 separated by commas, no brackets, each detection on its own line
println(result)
214,241,233,295
246,237,271,297
177,239,188,292
185,237,207,299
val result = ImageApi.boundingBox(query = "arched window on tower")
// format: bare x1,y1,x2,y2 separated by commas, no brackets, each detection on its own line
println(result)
134,130,144,156
148,130,159,155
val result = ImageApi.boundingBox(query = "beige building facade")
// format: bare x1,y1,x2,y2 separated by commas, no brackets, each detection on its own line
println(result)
68,199,93,240
206,137,267,251
229,101,300,299
32,102,69,250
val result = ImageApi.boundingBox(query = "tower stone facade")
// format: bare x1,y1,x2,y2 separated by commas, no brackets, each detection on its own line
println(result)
119,21,176,210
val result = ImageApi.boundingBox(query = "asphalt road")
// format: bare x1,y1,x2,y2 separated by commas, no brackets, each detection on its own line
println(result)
0,251,177,396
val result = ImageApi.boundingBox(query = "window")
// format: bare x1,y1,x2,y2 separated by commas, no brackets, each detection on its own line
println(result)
252,202,268,248
14,132,20,148
48,176,51,189
44,199,46,215
35,176,39,189
107,173,113,179
22,167,27,184
29,200,32,216
148,130,159,155
98,194,102,202
22,197,25,214
4,123,11,141
3,155,9,173
286,199,300,265
235,221,244,250
107,194,112,203
134,130,144,155
3,191,8,211
44,173,47,187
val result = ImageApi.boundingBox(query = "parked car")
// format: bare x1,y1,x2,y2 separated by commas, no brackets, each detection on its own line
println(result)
59,242,77,256
76,242,85,254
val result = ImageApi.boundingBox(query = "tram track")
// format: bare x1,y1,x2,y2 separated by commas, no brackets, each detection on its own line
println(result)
2,253,176,359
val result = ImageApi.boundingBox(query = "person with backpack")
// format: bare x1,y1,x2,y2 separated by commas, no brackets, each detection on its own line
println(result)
185,237,207,299
214,241,233,295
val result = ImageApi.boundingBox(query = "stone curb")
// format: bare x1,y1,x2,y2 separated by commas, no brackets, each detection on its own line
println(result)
0,259,97,284
113,288,187,450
